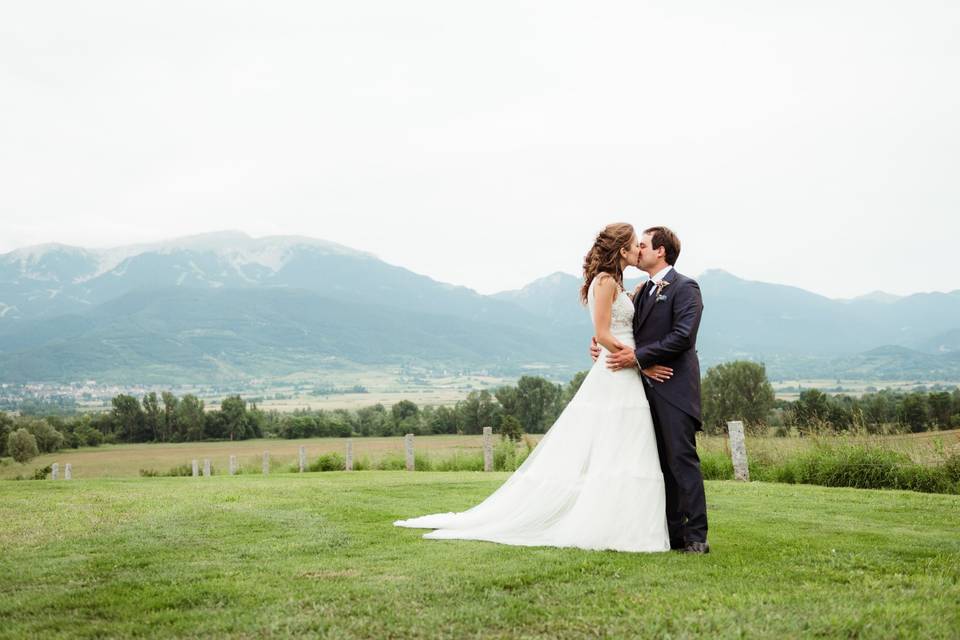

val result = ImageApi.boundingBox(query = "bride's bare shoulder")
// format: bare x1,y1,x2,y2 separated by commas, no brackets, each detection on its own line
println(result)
591,273,619,301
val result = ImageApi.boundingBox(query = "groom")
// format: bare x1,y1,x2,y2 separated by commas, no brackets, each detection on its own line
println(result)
592,226,709,554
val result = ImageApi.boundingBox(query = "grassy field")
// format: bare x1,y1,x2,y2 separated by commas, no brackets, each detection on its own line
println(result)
4,430,958,481
0,473,958,639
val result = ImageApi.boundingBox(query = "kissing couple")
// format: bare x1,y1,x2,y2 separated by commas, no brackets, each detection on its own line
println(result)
396,224,709,554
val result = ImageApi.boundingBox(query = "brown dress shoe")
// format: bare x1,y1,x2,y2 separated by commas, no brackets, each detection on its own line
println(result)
682,541,710,554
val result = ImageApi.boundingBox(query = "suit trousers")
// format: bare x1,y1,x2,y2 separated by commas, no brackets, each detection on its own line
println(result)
646,391,708,544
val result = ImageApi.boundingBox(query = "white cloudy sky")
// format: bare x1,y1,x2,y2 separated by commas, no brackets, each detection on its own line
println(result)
1,1,957,297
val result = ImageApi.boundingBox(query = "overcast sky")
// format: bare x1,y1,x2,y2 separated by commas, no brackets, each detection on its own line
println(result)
2,1,957,298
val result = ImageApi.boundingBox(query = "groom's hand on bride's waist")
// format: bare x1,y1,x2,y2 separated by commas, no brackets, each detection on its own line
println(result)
605,346,639,371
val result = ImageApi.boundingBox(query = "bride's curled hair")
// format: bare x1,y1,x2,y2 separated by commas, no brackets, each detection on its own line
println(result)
580,223,635,304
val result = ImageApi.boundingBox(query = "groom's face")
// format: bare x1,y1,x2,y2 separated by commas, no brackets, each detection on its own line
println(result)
637,232,662,270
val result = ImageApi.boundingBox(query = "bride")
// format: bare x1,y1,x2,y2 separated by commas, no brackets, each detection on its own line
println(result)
394,223,672,552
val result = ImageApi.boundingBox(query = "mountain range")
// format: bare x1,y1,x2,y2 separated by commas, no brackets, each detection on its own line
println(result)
1,231,958,384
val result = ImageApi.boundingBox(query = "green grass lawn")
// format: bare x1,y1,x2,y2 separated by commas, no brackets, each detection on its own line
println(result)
1,473,958,639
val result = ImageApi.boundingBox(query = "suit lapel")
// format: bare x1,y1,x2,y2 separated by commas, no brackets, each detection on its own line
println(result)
636,268,677,330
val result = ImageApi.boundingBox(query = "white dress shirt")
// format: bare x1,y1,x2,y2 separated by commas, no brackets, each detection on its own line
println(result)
647,265,673,296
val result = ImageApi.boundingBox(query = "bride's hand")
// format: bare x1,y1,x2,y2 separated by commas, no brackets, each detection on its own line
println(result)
641,364,673,383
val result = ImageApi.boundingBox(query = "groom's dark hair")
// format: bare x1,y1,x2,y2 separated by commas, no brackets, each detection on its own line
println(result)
644,226,681,265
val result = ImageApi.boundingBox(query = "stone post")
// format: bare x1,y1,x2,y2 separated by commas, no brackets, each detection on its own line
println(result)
299,446,306,473
727,420,749,481
345,439,353,471
405,434,415,471
229,455,237,475
262,451,270,475
483,427,493,472
64,463,72,480
51,463,59,480
203,458,211,477
192,459,199,477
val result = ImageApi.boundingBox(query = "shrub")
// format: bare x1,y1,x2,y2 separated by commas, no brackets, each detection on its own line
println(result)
8,429,39,463
165,463,194,477
33,465,52,480
308,452,346,472
139,468,161,477
493,439,518,471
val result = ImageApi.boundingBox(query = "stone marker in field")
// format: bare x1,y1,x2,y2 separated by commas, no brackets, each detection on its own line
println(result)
203,458,211,477
483,427,493,472
299,446,306,473
229,455,237,475
51,463,59,480
262,451,270,475
192,459,199,477
64,463,72,480
727,420,749,481
345,439,353,471
405,434,415,471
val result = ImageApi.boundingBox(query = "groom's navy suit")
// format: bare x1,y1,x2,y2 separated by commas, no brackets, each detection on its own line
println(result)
633,267,708,545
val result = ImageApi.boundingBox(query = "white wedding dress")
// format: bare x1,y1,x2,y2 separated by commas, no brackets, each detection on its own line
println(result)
393,275,670,552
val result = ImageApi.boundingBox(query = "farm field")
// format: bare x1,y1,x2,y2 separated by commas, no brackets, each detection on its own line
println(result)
0,473,957,638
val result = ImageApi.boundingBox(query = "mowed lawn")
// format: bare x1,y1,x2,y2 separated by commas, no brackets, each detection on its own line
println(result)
1,474,958,639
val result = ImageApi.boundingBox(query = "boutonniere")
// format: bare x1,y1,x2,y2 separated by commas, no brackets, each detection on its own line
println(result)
654,280,670,295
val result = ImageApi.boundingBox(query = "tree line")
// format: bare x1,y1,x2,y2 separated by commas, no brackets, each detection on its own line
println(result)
700,360,960,435
4,364,959,464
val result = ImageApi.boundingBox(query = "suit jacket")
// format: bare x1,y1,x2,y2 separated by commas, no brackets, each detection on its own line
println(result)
632,268,703,426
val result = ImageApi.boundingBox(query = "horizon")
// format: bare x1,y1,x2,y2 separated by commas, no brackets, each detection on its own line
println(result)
3,2,957,299
1,228,955,300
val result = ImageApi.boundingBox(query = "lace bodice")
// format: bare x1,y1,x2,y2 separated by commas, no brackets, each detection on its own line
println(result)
587,274,635,338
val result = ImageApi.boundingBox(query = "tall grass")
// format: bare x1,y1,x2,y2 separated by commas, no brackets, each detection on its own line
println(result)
698,442,960,495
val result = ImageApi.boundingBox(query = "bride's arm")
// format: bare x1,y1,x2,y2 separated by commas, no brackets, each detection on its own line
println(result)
592,276,628,353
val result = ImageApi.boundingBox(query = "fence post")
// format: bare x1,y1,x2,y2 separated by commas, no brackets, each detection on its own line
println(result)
229,455,237,475
51,463,59,480
345,439,353,471
203,458,211,477
727,420,749,481
64,463,72,480
192,459,199,477
262,451,270,475
483,427,493,472
405,434,415,471
299,446,306,473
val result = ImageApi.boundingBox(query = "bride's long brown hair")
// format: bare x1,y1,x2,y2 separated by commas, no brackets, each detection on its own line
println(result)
580,223,635,304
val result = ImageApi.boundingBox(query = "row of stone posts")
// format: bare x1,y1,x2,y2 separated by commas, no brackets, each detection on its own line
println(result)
49,462,72,480
184,429,501,477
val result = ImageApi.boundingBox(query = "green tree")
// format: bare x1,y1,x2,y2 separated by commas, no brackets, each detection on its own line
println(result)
794,389,831,430
456,390,502,434
161,392,179,442
142,393,161,442
701,361,776,435
8,428,39,463
0,412,13,457
111,394,145,442
499,414,523,442
220,395,248,440
176,394,206,441
928,392,952,428
899,394,928,433
391,400,419,423
513,377,563,433
20,417,65,453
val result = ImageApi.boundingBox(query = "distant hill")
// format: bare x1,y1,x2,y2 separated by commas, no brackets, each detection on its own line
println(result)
1,233,958,383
